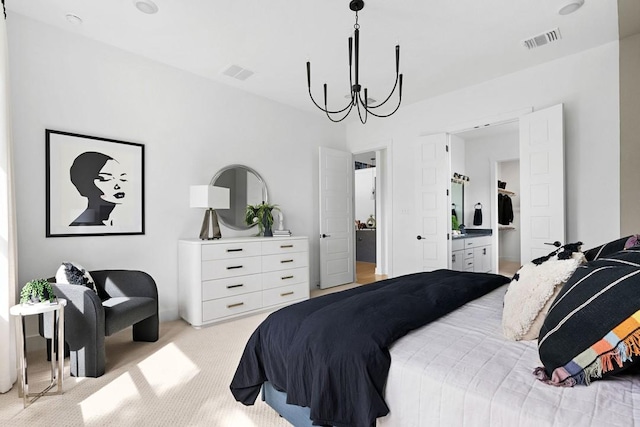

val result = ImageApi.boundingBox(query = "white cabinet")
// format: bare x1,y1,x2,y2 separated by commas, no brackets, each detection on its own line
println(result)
179,236,310,327
451,235,493,273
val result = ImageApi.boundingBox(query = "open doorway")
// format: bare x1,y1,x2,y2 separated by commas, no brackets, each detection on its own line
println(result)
354,151,387,285
496,159,521,277
451,121,520,278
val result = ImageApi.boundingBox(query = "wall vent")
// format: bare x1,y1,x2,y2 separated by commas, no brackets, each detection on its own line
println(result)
221,65,254,81
522,28,562,49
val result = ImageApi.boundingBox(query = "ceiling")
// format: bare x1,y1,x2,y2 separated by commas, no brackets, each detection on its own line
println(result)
4,1,623,119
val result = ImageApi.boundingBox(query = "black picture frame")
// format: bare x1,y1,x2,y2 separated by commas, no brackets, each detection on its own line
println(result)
45,129,145,237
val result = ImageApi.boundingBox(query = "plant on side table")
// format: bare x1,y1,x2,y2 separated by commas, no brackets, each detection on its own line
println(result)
20,278,56,304
245,201,279,237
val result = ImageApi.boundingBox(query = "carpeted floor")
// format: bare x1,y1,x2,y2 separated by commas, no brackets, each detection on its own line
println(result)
0,311,290,427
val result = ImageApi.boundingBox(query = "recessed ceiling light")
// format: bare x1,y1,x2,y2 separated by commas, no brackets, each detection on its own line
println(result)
134,0,159,15
558,0,584,15
65,13,83,25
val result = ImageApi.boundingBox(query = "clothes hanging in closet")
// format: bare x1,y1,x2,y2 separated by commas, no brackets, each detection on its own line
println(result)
498,193,514,225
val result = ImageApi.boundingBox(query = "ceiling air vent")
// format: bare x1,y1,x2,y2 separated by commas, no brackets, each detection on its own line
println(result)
522,28,562,49
221,65,254,81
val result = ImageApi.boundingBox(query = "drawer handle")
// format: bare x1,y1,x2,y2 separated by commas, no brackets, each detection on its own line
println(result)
226,284,244,289
280,291,294,297
467,262,473,266
227,265,243,270
280,244,294,248
227,302,244,309
227,248,243,253
281,259,294,264
281,275,294,280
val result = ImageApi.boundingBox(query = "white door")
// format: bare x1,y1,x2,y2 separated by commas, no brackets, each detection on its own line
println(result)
319,147,355,289
519,104,565,264
415,134,450,272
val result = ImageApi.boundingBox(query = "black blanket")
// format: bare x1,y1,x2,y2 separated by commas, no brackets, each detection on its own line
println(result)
230,269,509,427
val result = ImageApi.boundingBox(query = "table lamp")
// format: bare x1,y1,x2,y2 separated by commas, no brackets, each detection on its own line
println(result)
190,185,230,240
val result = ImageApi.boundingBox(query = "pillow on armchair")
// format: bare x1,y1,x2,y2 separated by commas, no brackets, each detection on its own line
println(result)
55,261,98,294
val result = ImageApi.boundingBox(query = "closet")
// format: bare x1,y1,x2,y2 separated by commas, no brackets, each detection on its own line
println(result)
450,122,520,275
415,104,565,274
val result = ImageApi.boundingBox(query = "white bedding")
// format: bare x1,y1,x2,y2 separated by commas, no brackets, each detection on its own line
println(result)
378,286,640,426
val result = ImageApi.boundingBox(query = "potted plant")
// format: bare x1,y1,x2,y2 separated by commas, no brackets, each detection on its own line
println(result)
245,201,279,237
20,278,56,304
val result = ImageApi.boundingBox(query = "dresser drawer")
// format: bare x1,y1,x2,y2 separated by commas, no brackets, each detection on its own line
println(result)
202,256,261,280
201,241,261,261
262,252,309,272
262,267,308,290
202,292,262,322
464,249,474,259
202,274,262,301
263,283,308,308
262,239,309,255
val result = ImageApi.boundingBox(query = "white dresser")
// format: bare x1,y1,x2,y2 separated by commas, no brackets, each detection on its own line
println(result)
178,236,310,327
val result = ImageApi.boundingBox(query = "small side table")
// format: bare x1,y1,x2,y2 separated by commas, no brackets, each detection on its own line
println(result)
10,299,66,407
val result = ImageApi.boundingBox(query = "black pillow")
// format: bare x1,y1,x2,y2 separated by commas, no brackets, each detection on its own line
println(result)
582,235,631,261
536,248,640,386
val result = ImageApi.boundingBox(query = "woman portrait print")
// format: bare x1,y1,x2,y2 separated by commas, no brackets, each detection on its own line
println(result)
69,151,128,226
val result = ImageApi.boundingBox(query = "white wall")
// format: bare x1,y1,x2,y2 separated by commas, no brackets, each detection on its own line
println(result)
620,32,640,235
346,42,620,277
7,13,346,322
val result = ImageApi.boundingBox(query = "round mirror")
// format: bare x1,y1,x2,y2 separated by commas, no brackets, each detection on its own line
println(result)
210,165,268,230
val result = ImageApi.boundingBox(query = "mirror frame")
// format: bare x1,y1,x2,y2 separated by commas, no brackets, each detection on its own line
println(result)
210,164,269,230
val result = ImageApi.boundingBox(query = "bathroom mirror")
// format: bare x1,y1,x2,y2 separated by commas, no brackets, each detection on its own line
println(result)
451,181,464,227
210,164,268,230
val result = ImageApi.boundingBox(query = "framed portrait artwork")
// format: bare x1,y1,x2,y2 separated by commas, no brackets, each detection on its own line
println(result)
46,129,145,237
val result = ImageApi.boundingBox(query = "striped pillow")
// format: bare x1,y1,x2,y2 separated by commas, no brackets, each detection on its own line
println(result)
536,248,640,386
583,235,631,261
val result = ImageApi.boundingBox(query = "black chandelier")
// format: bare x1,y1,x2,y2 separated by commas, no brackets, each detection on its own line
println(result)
306,0,403,124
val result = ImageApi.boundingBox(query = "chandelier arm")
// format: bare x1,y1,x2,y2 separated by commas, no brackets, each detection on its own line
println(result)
362,91,402,118
308,88,352,114
324,99,356,123
366,44,400,108
363,73,399,109
355,97,368,124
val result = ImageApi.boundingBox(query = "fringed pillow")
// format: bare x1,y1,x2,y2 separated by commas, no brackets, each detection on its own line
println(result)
536,248,640,386
502,242,585,341
55,261,98,294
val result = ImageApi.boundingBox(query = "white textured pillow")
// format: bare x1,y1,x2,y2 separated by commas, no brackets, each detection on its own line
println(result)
502,251,585,341
55,261,98,294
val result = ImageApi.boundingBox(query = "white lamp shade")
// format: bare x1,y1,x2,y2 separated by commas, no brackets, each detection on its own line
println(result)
190,185,230,209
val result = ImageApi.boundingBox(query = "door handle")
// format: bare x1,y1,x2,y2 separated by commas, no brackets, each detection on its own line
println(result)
544,241,562,247
321,234,331,238
416,235,424,240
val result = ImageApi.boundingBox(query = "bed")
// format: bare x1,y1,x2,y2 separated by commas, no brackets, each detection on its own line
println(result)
230,242,640,426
